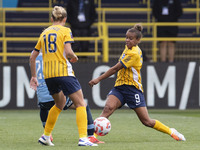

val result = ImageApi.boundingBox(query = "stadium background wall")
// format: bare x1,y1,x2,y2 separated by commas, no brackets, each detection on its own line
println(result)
0,62,199,110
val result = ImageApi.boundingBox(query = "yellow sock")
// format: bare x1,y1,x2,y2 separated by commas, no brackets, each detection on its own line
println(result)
44,105,61,136
153,120,172,135
94,133,98,138
76,106,87,138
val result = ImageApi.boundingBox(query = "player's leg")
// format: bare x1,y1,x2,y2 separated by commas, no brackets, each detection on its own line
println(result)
69,89,87,137
100,95,122,118
134,106,166,130
127,86,170,134
64,98,94,138
134,107,185,141
63,97,74,110
43,77,67,138
64,97,94,135
125,85,185,141
65,98,103,144
100,87,123,118
39,102,55,142
44,91,66,134
86,104,94,137
168,41,175,62
85,104,105,144
168,26,178,63
39,101,55,128
69,89,97,146
39,106,49,128
43,77,67,136
66,101,94,136
60,76,97,146
160,41,167,62
39,91,66,146
88,93,121,144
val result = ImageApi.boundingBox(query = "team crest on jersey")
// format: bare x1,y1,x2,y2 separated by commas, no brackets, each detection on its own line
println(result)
70,32,73,39
124,56,131,63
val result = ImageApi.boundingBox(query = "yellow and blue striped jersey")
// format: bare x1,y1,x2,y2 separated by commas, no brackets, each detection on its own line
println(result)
35,25,74,79
114,45,143,92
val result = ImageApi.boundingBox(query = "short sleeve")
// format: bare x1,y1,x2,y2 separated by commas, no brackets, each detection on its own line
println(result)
120,53,137,68
64,28,74,44
35,36,42,51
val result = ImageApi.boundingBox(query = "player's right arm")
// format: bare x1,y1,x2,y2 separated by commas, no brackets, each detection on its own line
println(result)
30,35,42,90
30,50,40,90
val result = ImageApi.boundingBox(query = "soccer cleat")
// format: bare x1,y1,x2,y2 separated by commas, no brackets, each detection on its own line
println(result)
78,138,98,146
38,135,54,146
170,128,186,141
42,134,53,142
88,136,105,144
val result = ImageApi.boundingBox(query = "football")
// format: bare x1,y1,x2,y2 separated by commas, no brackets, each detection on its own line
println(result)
94,117,111,136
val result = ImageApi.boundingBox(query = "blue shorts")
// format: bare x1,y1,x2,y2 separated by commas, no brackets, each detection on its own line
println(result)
45,76,81,96
108,85,146,109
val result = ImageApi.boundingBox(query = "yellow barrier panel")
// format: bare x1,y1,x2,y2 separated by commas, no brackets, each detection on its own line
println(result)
0,37,101,62
105,22,200,62
0,7,102,63
1,6,200,63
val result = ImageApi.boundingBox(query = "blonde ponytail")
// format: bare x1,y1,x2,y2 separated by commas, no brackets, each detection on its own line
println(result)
52,6,67,21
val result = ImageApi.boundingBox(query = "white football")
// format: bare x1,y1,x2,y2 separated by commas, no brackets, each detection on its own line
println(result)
94,117,111,136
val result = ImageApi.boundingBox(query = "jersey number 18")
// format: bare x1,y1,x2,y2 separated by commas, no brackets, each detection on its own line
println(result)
43,33,57,53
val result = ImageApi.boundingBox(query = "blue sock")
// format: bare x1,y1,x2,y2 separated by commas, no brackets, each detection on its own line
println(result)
86,105,94,136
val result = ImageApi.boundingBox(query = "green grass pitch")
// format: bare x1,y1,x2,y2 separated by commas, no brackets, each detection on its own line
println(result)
0,109,200,150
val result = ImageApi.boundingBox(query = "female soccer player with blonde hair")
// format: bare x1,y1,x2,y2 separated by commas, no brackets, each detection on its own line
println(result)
30,6,97,146
89,24,186,142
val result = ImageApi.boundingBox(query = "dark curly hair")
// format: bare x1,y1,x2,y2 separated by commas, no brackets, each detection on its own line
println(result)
127,23,143,40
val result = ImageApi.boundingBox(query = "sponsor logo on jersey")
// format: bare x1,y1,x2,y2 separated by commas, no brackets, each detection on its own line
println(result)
70,32,73,39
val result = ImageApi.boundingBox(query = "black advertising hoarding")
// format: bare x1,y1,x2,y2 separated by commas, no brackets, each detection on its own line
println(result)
0,62,199,109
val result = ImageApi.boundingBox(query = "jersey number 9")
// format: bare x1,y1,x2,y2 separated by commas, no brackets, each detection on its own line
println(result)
43,33,57,53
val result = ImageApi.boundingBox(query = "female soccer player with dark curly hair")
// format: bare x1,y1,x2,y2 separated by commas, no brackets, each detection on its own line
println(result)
89,23,186,142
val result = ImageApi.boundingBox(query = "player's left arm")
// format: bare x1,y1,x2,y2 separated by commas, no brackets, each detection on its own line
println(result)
64,28,77,62
64,43,78,63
